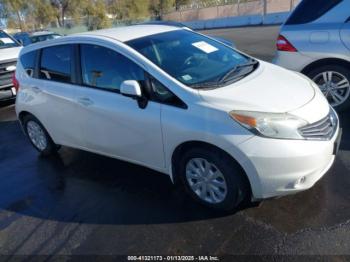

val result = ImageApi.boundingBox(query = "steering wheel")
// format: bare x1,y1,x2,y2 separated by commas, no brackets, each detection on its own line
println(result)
183,56,194,66
183,55,207,69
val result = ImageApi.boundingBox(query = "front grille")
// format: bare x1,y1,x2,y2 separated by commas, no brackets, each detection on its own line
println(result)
298,110,338,140
0,59,17,90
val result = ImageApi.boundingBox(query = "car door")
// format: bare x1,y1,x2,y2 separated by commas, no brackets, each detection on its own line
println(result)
76,44,164,170
341,17,350,52
36,44,84,147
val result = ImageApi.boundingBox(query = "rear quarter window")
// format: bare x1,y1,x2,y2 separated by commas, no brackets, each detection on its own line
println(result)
286,0,343,25
20,51,37,77
39,45,72,84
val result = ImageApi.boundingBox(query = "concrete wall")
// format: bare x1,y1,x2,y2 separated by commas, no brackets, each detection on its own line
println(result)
182,11,290,30
162,0,301,22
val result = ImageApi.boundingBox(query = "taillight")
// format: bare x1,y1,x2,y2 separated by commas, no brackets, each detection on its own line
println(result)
276,35,297,52
12,71,19,92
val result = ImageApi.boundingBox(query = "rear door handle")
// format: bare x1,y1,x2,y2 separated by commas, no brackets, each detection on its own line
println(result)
77,97,93,106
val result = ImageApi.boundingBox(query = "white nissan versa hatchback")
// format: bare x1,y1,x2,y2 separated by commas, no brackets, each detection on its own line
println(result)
15,25,342,210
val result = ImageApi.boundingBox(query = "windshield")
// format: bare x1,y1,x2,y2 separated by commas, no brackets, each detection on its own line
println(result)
127,29,257,88
0,31,20,49
30,34,61,43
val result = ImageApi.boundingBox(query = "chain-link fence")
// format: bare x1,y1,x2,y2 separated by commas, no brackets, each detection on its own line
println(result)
162,0,300,22
48,0,300,35
49,17,155,35
175,0,258,11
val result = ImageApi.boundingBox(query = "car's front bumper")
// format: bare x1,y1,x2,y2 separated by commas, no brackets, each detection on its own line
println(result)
229,123,341,200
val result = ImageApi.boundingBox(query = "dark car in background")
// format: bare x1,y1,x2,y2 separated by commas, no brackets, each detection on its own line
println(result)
13,31,62,46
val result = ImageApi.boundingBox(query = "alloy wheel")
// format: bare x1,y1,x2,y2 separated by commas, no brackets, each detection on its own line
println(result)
313,71,350,107
26,121,47,151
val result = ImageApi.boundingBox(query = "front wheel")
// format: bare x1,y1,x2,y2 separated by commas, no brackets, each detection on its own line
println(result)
307,65,350,111
178,147,250,211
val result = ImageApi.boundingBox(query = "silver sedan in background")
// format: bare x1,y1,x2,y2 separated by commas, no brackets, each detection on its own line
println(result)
273,0,350,111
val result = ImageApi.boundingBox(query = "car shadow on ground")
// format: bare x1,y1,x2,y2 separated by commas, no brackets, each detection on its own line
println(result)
0,120,260,225
0,111,348,226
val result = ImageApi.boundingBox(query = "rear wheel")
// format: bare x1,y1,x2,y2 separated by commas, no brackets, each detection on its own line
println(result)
23,115,58,156
177,147,250,211
307,65,350,111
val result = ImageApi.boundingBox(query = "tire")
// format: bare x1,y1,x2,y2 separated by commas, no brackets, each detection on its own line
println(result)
23,114,58,156
177,147,250,211
306,64,350,112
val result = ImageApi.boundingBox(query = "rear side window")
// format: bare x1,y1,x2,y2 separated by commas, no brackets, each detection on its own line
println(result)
20,51,37,77
80,44,144,91
286,0,343,25
40,45,72,83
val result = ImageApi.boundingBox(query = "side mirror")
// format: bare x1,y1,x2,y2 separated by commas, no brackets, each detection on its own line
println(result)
120,80,142,98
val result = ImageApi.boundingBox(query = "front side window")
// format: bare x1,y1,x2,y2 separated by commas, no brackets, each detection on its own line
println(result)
286,0,343,25
80,44,144,91
40,45,72,83
20,50,37,77
127,29,256,89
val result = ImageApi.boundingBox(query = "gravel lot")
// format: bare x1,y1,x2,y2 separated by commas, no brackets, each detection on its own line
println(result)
0,25,349,259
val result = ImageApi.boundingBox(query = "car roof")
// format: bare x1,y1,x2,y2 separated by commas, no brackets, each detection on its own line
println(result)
139,21,189,28
19,25,184,54
76,24,181,42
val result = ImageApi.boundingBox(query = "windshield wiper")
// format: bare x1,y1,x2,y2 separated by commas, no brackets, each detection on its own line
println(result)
188,81,223,89
187,59,259,90
218,59,259,84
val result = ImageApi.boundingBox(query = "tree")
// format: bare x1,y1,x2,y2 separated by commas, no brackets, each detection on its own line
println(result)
126,0,151,20
106,0,122,20
83,0,111,30
32,0,57,29
1,0,194,31
0,0,28,30
6,16,19,30
108,0,151,20
149,0,174,18
50,0,82,27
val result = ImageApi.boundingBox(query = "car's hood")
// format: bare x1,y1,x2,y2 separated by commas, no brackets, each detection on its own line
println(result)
0,46,22,61
198,61,315,113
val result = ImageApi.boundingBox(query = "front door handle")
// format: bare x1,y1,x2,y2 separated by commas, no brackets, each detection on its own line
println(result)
31,86,41,93
77,97,93,106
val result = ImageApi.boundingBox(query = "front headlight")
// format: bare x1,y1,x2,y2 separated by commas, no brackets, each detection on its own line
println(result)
229,110,308,140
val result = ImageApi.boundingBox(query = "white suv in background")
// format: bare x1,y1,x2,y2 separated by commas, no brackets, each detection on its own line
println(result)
0,30,22,104
15,25,341,210
274,0,350,111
